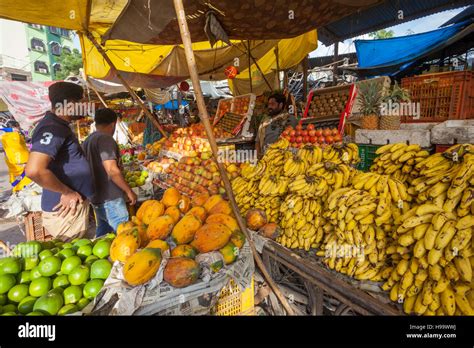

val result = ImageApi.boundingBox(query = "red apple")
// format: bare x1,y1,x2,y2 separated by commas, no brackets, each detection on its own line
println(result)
308,129,316,137
326,136,334,144
289,130,296,137
295,124,303,131
296,136,303,143
307,124,315,131
315,129,323,137
290,136,296,143
318,136,325,144
309,136,317,143
303,136,310,143
301,130,308,137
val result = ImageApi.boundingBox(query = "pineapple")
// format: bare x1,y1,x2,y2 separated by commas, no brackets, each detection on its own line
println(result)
357,80,383,130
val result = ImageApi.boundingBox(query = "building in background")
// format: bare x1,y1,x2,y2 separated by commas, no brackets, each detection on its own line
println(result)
0,19,73,81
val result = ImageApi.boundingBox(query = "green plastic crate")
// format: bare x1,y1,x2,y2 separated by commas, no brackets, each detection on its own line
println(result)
357,144,381,172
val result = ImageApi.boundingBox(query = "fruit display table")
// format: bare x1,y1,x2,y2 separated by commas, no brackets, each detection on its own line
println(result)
260,239,403,315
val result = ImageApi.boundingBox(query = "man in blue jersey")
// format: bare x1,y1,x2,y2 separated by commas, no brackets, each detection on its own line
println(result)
25,82,93,241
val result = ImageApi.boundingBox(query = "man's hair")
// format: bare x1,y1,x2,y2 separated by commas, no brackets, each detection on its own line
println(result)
48,81,84,107
268,93,286,107
94,108,118,126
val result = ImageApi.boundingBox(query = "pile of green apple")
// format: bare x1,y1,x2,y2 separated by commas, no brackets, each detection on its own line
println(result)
124,170,149,188
0,234,115,316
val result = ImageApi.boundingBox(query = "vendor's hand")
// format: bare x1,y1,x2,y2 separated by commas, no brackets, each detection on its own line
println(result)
126,190,137,205
53,191,83,217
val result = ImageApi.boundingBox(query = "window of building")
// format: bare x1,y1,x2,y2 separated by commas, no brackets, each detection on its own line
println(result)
29,24,43,30
60,28,70,37
50,41,62,56
53,63,61,75
34,61,49,74
49,26,61,35
30,38,46,52
11,74,28,81
62,46,71,54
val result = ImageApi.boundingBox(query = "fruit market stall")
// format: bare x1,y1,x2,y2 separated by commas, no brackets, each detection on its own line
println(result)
82,188,254,315
230,137,474,316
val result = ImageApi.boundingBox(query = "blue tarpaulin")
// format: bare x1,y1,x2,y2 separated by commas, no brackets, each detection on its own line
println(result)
154,99,189,110
354,20,472,75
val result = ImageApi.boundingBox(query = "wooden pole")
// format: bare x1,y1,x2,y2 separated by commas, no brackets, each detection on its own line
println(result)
85,31,168,139
275,46,281,89
247,41,253,93
333,42,339,86
172,0,294,316
302,56,309,102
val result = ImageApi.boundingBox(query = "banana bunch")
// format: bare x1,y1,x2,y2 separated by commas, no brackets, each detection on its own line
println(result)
262,148,289,176
283,154,308,178
277,194,325,251
370,143,430,184
297,144,323,165
352,172,412,204
231,176,259,215
382,208,474,316
258,174,290,197
255,196,281,223
317,188,389,281
268,137,290,150
288,175,328,198
240,161,266,181
307,161,356,195
322,143,360,165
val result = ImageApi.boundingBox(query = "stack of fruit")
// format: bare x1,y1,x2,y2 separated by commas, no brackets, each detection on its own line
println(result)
164,154,241,197
0,237,114,316
307,90,350,118
114,188,247,288
145,138,166,157
381,144,474,316
124,169,150,188
370,143,430,184
146,157,177,175
162,124,231,157
281,124,342,148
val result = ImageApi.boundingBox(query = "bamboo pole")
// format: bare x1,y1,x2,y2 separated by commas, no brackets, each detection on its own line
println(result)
172,0,294,316
247,41,252,93
85,32,168,139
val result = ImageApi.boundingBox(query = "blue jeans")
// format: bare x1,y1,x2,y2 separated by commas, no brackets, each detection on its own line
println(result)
92,198,129,238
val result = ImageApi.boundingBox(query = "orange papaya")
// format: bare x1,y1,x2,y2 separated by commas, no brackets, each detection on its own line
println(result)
146,239,170,252
165,206,181,223
110,229,141,263
191,223,232,253
170,244,198,259
147,215,175,241
206,213,239,233
163,257,200,288
171,214,202,244
123,248,162,286
186,206,207,223
162,187,181,207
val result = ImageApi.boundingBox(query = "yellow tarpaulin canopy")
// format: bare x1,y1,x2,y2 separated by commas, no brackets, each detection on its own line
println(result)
0,0,317,93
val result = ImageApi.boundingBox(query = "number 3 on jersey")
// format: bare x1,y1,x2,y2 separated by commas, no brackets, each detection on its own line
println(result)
40,132,53,145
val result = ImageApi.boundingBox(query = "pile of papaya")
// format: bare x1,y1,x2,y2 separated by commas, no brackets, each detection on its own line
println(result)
113,187,246,288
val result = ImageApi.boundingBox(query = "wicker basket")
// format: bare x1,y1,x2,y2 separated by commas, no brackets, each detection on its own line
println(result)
361,114,379,130
379,115,401,130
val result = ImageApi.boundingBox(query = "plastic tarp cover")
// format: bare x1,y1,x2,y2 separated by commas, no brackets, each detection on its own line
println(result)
355,21,470,69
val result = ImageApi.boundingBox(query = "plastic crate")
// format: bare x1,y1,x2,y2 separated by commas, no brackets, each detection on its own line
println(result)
401,71,474,122
357,144,381,172
213,276,254,316
24,212,52,242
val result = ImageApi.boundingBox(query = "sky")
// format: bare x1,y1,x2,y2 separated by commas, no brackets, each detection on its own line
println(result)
310,7,467,58
72,7,467,57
